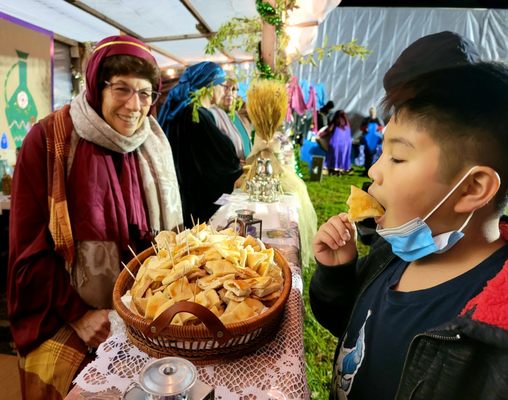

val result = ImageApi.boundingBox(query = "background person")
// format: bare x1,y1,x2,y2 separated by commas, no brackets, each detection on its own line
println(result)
317,100,335,130
218,78,252,159
359,106,384,175
7,35,182,399
320,110,352,175
208,78,247,161
158,61,242,227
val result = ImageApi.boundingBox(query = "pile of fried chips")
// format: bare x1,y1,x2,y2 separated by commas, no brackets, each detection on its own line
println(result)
128,224,284,326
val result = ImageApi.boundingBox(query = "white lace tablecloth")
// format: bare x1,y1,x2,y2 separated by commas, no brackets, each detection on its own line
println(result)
66,219,309,400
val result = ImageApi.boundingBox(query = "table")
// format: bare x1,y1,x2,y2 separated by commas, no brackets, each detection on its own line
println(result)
66,193,309,400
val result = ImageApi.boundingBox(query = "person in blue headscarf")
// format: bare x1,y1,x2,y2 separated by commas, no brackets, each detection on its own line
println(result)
158,61,243,227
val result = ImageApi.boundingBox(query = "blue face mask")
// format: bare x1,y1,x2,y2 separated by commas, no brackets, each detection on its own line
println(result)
376,167,477,262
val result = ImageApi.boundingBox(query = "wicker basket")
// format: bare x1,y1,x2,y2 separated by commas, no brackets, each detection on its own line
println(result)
113,245,292,365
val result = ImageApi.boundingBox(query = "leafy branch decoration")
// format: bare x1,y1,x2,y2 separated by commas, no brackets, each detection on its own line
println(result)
205,18,261,56
189,85,214,123
297,37,372,67
205,3,369,82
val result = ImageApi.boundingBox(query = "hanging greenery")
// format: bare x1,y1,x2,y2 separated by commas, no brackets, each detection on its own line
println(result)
256,43,276,80
255,0,283,34
204,0,298,81
189,85,214,123
205,2,368,82
205,18,261,56
229,95,244,120
297,37,372,67
189,82,244,123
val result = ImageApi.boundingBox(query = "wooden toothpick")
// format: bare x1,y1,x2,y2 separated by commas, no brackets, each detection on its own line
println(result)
151,241,158,255
128,245,143,268
121,261,136,280
164,238,175,268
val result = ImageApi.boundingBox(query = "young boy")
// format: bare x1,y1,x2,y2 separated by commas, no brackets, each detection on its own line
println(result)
310,62,508,400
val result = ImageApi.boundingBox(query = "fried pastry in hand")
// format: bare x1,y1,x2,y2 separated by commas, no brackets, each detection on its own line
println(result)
346,185,385,222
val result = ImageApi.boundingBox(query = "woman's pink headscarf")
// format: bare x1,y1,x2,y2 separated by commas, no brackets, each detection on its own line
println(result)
85,35,160,114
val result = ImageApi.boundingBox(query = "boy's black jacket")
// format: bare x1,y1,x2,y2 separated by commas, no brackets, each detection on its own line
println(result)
310,224,508,400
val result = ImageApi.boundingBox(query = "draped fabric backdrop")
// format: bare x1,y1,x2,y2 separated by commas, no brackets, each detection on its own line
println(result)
294,7,508,130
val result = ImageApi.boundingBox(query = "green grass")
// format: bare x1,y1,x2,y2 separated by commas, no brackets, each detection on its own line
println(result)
301,164,371,399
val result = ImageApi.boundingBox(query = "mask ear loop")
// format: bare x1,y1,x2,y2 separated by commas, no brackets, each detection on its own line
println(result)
457,210,475,233
423,166,478,222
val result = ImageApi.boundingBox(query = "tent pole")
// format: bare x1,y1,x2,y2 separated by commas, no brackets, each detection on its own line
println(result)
260,0,277,71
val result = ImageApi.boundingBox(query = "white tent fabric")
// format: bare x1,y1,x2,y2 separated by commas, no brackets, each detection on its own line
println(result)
0,0,340,68
294,7,508,122
286,0,342,58
53,41,73,109
2,2,507,115
0,0,118,42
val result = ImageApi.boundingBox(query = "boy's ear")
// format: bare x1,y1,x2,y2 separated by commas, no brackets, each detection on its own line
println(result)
454,166,500,213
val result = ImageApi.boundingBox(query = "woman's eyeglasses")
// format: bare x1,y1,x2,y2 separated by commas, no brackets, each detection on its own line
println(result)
104,81,160,105
220,84,238,93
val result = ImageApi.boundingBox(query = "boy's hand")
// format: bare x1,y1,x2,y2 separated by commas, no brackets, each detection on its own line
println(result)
70,310,111,348
313,213,357,266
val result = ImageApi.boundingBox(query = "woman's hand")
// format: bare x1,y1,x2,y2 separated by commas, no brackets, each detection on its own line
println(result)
70,310,111,348
313,213,357,266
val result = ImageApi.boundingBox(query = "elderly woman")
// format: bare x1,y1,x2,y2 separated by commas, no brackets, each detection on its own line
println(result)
212,77,252,159
158,61,242,227
7,35,182,398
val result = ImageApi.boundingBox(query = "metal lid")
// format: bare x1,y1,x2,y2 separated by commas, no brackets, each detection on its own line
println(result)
235,209,254,221
139,357,197,396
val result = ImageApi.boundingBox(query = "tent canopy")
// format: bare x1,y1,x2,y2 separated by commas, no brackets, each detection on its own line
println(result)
340,0,505,7
0,0,338,69
1,0,505,71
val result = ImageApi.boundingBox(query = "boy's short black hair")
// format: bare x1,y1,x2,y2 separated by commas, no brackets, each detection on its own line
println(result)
382,62,508,213
98,54,160,93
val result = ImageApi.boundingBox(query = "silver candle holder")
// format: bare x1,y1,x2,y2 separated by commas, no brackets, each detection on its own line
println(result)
246,157,282,203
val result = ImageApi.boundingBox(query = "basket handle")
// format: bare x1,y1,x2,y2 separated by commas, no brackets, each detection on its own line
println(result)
145,301,233,345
